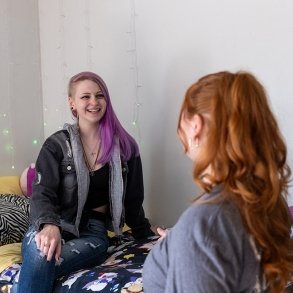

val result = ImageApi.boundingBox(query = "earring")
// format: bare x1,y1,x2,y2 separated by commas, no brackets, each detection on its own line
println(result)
188,138,194,150
188,137,199,150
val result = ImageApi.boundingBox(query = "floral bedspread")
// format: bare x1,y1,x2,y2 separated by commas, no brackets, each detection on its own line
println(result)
2,232,292,293
0,233,159,293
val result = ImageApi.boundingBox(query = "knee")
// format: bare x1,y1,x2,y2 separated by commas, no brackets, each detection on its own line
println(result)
22,234,54,270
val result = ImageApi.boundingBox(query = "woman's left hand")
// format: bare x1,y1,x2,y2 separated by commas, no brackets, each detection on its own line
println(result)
35,224,62,263
151,225,170,241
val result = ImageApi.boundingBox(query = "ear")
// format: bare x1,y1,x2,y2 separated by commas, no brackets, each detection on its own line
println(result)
189,114,204,138
68,96,75,109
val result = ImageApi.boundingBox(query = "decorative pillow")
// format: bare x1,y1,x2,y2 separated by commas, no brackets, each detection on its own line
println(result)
0,194,30,246
20,163,36,197
0,177,22,195
0,243,22,272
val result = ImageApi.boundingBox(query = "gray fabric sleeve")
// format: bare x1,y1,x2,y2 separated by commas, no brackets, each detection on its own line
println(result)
143,202,260,293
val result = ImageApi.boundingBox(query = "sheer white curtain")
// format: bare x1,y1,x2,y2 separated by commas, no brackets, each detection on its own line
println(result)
0,0,43,175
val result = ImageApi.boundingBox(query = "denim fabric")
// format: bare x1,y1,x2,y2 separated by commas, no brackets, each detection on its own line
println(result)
12,219,108,293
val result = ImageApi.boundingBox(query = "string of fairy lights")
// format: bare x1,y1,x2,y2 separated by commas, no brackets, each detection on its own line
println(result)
1,0,143,171
128,0,143,143
42,0,68,135
85,0,93,70
2,3,15,170
44,0,70,133
2,77,16,170
58,0,68,130
43,0,93,133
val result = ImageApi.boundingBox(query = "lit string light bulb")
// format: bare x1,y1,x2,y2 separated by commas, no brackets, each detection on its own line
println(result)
5,144,13,152
2,129,9,136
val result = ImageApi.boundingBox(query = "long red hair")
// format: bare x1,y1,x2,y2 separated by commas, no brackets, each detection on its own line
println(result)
178,71,293,292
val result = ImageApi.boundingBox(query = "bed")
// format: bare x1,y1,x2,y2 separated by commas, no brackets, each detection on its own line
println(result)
0,176,158,293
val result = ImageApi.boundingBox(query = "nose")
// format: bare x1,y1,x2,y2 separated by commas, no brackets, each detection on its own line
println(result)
90,95,99,104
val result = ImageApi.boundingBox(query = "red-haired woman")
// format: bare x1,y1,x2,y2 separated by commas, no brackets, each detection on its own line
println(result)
143,71,293,292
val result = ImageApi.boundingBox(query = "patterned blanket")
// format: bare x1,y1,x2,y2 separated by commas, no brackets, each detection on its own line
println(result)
0,234,159,293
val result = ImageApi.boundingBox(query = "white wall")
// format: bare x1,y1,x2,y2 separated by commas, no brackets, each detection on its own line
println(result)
37,0,293,226
38,0,137,136
134,0,293,224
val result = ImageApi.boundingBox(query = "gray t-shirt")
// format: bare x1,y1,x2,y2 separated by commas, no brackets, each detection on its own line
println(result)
143,187,266,292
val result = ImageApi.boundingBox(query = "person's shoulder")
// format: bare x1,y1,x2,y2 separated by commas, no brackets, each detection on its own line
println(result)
184,186,240,218
124,152,141,165
178,199,224,229
43,129,69,148
46,129,68,140
176,191,244,243
184,200,236,222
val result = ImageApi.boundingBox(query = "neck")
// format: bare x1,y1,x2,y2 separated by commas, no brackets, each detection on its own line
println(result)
78,119,100,137
79,125,100,141
78,123,101,155
79,129,102,174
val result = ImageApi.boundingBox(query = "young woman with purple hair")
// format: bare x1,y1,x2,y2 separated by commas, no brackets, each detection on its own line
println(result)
13,71,156,293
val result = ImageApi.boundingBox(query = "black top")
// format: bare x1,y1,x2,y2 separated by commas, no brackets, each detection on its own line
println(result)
85,164,109,209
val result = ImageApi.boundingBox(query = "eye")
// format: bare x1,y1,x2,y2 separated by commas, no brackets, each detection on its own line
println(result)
81,95,90,99
96,93,104,99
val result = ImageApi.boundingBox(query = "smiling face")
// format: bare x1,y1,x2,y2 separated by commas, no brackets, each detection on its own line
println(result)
68,79,107,126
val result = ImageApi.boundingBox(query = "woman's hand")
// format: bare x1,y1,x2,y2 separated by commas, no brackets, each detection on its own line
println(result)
156,226,170,241
35,224,62,263
151,225,170,241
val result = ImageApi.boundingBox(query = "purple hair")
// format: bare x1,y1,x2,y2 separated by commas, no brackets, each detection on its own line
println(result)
68,71,139,163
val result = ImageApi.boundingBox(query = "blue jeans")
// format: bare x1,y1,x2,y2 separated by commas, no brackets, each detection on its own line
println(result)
12,219,109,293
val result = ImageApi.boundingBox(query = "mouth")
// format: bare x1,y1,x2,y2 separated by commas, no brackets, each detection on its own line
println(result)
87,107,102,113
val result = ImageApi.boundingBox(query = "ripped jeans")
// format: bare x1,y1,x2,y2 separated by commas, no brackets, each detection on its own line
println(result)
12,218,109,293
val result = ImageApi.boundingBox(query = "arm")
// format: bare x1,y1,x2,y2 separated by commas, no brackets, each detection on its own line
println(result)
30,135,63,231
144,203,260,292
29,134,65,261
145,229,237,293
123,154,154,239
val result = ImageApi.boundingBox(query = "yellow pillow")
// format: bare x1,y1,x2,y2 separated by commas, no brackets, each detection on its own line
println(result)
0,242,22,272
0,176,22,195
